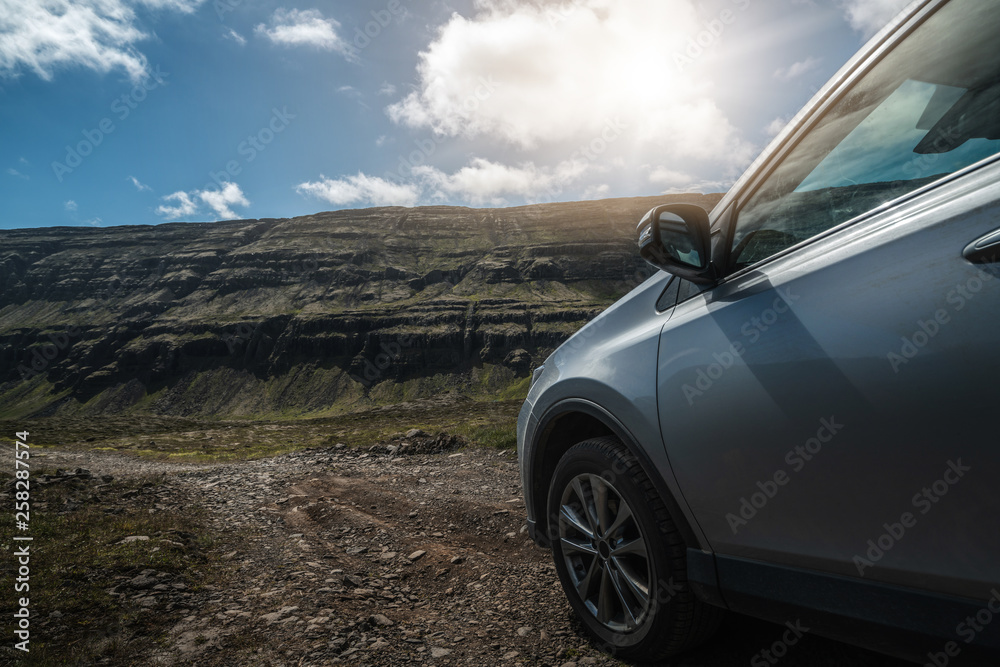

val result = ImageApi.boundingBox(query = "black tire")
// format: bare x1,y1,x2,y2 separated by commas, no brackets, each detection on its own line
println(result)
547,436,724,661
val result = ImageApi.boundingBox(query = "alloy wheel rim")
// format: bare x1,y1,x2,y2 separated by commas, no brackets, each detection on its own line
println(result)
558,473,652,634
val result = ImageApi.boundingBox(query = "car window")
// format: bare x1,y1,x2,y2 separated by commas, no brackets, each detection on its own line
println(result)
656,275,680,312
656,276,706,312
730,0,1000,271
676,279,704,304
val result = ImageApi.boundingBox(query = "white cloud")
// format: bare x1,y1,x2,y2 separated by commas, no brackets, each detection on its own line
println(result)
255,8,353,58
647,165,729,193
65,200,78,211
336,84,369,110
198,182,250,219
415,157,589,206
134,0,201,11
581,183,610,200
297,174,421,208
839,0,913,38
156,182,248,220
157,191,198,219
0,0,203,82
385,0,753,169
375,135,391,147
5,167,28,179
297,155,596,209
223,28,246,46
378,83,397,97
129,175,152,191
85,217,103,227
773,56,822,82
648,168,694,187
765,116,791,137
661,179,732,196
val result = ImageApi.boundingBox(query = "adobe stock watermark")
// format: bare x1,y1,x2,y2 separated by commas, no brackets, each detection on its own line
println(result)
674,0,753,72
887,266,995,373
924,589,1000,667
52,67,169,182
276,256,327,286
852,459,971,576
533,117,629,205
222,321,262,355
215,0,242,20
725,417,844,535
15,327,82,382
588,575,685,658
543,0,589,28
345,0,413,58
95,260,168,305
683,286,800,405
208,107,295,189
751,619,810,666
350,333,416,389
570,118,629,163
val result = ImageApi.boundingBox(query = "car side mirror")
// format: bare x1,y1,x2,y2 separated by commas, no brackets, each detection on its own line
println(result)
637,203,716,285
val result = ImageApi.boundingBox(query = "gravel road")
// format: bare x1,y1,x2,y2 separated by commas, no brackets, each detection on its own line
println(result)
30,433,910,666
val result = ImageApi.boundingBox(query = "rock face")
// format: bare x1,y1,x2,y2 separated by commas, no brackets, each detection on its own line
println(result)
0,193,722,418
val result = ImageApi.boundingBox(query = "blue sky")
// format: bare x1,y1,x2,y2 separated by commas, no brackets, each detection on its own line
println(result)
0,0,912,230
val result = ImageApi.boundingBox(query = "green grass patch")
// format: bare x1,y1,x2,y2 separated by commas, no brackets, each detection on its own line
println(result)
453,422,518,449
0,469,219,665
1,396,524,465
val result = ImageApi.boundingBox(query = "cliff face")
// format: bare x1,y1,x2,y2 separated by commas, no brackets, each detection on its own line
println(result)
0,193,723,419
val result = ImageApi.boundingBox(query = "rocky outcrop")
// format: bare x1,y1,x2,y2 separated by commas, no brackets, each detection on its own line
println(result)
0,193,723,418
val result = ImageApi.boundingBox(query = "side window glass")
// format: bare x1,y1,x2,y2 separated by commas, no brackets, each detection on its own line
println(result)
676,279,704,305
656,275,680,312
730,0,1000,271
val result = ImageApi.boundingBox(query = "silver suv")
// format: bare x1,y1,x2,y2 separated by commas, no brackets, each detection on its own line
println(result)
517,0,1000,662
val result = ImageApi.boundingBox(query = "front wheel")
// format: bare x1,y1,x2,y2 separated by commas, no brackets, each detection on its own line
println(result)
547,436,723,661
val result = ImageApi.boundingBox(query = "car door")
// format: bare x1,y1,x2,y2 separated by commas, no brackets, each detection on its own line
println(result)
656,0,1000,603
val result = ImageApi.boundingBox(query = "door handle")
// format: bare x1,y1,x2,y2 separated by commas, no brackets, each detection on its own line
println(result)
963,228,1000,264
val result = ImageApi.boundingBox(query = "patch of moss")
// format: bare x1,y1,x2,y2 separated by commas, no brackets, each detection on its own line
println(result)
0,377,72,420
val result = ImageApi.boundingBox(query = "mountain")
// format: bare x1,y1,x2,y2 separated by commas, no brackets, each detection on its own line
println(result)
0,193,723,419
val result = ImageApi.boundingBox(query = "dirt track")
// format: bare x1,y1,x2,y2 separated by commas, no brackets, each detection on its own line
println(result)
28,434,911,666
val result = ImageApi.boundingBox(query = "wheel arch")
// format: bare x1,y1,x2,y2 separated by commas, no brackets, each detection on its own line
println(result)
527,397,701,552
